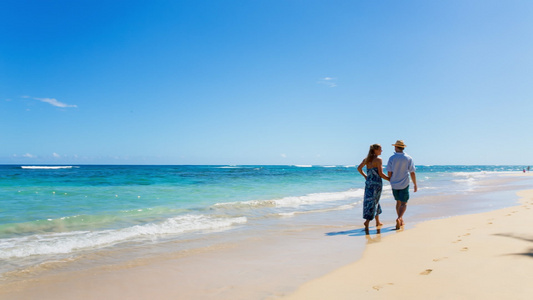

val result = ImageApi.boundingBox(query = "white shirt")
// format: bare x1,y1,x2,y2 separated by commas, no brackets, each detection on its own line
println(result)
386,152,415,190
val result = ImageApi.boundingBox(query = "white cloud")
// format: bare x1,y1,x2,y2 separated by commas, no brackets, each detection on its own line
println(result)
36,97,77,108
317,77,337,87
22,153,35,158
22,96,77,108
280,153,287,158
53,153,61,158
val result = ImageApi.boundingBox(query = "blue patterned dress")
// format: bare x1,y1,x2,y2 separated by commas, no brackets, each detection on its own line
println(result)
363,167,383,220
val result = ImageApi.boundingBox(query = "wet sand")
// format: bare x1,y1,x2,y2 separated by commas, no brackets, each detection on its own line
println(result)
0,222,369,300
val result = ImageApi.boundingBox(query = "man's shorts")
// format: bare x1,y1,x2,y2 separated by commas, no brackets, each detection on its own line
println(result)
392,186,410,203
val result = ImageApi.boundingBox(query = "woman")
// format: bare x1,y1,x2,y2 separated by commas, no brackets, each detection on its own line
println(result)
357,144,390,229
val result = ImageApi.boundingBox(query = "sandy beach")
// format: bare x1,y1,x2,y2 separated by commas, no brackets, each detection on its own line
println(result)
1,176,532,299
284,189,533,300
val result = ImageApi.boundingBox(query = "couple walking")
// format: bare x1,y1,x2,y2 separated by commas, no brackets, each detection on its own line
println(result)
357,140,417,230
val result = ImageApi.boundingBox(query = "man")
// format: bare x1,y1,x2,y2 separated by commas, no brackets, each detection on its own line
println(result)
387,140,417,229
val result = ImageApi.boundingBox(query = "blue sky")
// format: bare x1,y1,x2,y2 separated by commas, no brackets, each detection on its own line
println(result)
1,0,532,165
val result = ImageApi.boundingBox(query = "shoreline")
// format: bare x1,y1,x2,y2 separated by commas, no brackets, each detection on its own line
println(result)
283,189,533,299
1,174,532,299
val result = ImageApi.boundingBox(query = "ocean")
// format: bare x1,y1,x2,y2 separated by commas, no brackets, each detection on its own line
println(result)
0,164,531,279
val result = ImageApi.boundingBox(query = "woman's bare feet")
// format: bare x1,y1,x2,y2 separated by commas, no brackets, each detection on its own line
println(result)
395,219,401,230
364,219,370,229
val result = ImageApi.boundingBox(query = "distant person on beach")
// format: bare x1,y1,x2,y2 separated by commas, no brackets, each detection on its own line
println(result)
358,144,390,229
387,140,417,229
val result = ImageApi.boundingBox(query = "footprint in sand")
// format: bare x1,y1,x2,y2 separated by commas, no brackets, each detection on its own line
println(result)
433,257,448,262
452,239,462,243
460,247,469,252
372,283,394,291
420,269,433,275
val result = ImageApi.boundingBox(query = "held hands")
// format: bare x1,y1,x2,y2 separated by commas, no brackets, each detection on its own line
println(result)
379,174,389,181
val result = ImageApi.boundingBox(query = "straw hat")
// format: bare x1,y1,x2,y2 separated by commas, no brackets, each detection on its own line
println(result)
392,140,406,148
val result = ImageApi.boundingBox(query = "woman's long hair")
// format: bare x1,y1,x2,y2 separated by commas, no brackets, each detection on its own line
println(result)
365,144,381,166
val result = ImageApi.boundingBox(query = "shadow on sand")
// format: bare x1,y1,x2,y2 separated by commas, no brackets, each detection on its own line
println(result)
494,233,533,258
325,226,397,237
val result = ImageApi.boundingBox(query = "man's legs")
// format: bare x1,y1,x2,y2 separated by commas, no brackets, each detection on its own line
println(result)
396,200,407,227
392,186,409,229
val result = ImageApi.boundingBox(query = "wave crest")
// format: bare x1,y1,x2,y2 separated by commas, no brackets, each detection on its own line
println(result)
214,189,364,209
21,166,74,169
0,215,247,259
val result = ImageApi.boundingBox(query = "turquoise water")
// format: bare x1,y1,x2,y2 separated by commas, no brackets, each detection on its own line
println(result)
0,165,360,235
0,164,528,275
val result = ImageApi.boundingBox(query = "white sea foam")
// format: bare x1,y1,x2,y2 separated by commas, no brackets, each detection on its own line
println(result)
278,212,296,217
21,166,74,169
294,165,313,168
0,215,247,259
451,172,486,177
452,177,476,185
450,170,519,178
450,171,491,186
273,190,363,208
214,189,365,209
276,203,359,218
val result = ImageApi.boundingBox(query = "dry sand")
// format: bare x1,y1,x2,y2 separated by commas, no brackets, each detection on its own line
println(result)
283,189,533,300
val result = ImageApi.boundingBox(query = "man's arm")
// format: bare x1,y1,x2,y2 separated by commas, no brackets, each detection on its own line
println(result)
410,172,417,192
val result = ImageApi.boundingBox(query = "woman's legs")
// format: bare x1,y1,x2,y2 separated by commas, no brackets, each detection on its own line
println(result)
375,214,383,227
